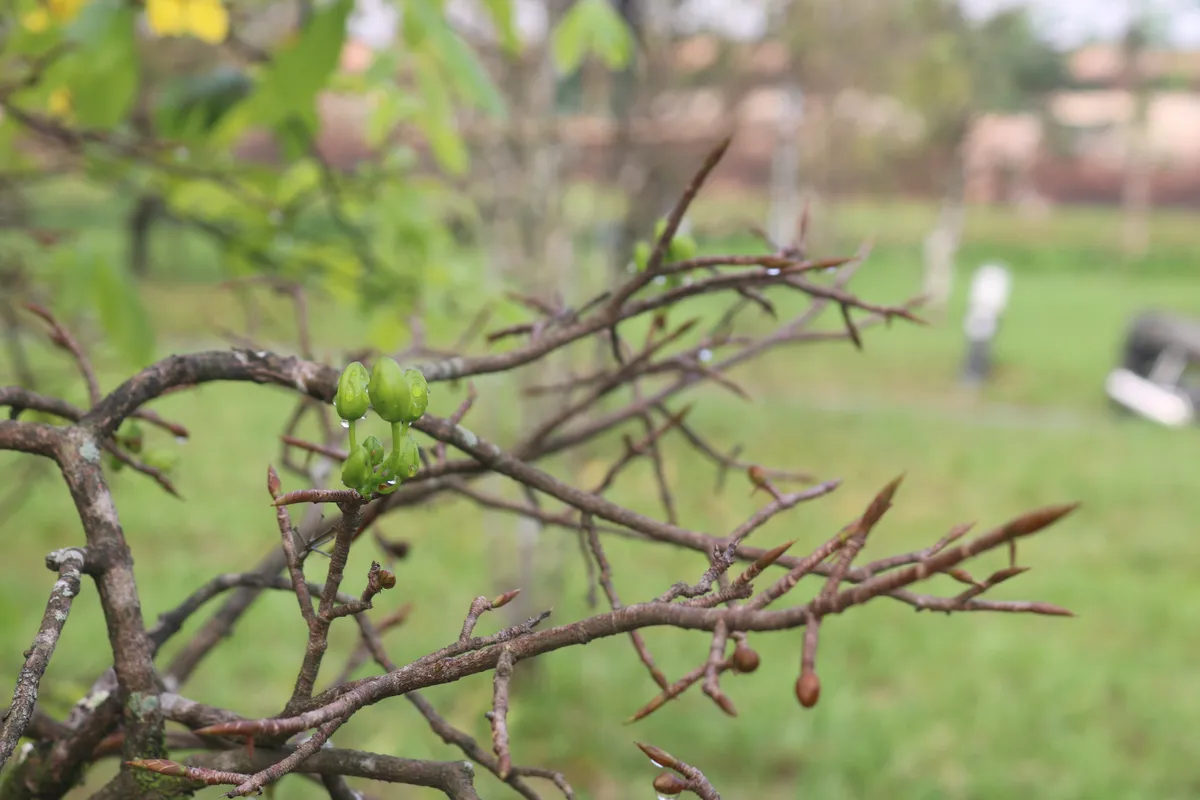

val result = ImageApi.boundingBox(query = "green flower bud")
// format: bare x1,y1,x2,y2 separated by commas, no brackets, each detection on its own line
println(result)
334,362,371,422
390,432,421,481
362,435,385,468
141,449,179,473
403,367,429,422
633,240,651,271
119,421,144,454
340,444,371,491
669,232,697,262
369,358,429,424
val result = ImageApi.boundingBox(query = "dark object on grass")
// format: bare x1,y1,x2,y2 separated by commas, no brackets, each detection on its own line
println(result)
1105,311,1200,426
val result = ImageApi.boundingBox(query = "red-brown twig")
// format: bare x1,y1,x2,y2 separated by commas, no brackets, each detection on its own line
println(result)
23,302,100,406
583,513,670,690
225,717,346,796
700,620,736,717
459,590,522,642
269,465,316,627
626,660,733,724
635,742,721,800
272,488,369,507
489,646,515,779
126,759,252,787
0,548,86,770
434,382,477,466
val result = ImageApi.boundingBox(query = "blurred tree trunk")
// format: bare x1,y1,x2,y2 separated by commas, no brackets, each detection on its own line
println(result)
470,0,577,694
1121,22,1151,260
923,116,968,319
767,83,804,245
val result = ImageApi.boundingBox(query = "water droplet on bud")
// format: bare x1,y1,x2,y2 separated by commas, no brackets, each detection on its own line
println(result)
175,437,187,445
340,419,350,429
767,268,781,276
698,348,713,363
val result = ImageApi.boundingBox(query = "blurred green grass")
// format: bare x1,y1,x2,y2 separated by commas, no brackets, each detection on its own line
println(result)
3,199,1200,799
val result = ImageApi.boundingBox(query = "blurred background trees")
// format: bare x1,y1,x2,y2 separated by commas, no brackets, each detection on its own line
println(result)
4,0,1200,797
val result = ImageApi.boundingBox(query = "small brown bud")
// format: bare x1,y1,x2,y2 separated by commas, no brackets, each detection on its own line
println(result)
378,569,396,589
795,670,821,708
266,465,282,499
653,772,688,795
748,465,767,487
731,644,760,674
490,589,521,609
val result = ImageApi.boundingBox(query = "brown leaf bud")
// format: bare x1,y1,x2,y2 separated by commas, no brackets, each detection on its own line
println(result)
378,569,396,590
266,465,282,499
731,644,760,674
653,772,688,795
747,465,767,487
796,670,821,708
490,589,521,609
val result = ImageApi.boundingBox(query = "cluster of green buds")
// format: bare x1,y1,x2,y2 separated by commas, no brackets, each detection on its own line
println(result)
632,217,698,273
333,357,430,498
103,420,180,475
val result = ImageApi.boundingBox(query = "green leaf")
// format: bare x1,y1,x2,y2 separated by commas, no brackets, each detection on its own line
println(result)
243,0,353,128
274,160,321,208
551,0,633,75
366,308,409,353
405,1,506,117
155,67,253,141
480,0,521,56
413,56,468,176
91,256,155,368
62,0,139,128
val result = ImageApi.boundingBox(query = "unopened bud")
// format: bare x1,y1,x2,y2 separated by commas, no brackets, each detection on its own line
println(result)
796,670,821,708
378,569,396,590
731,644,760,674
369,358,429,425
653,772,688,795
334,362,371,422
490,589,521,609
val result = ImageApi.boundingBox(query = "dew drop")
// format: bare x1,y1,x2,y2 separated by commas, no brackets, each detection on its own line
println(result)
698,348,713,363
385,480,397,486
654,275,667,286
340,419,351,429
767,268,781,276
175,437,187,445
650,759,663,768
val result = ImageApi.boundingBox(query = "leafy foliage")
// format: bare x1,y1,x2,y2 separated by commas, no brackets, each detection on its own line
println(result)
0,0,634,363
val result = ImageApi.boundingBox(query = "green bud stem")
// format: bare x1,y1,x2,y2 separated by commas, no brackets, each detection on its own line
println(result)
348,419,358,453
391,421,409,456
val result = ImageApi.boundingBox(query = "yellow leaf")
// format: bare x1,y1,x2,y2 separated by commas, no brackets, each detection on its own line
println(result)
47,0,83,22
185,0,229,44
21,7,51,31
146,0,186,36
48,88,72,120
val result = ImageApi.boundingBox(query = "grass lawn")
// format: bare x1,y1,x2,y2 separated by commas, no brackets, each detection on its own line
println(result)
2,201,1200,799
